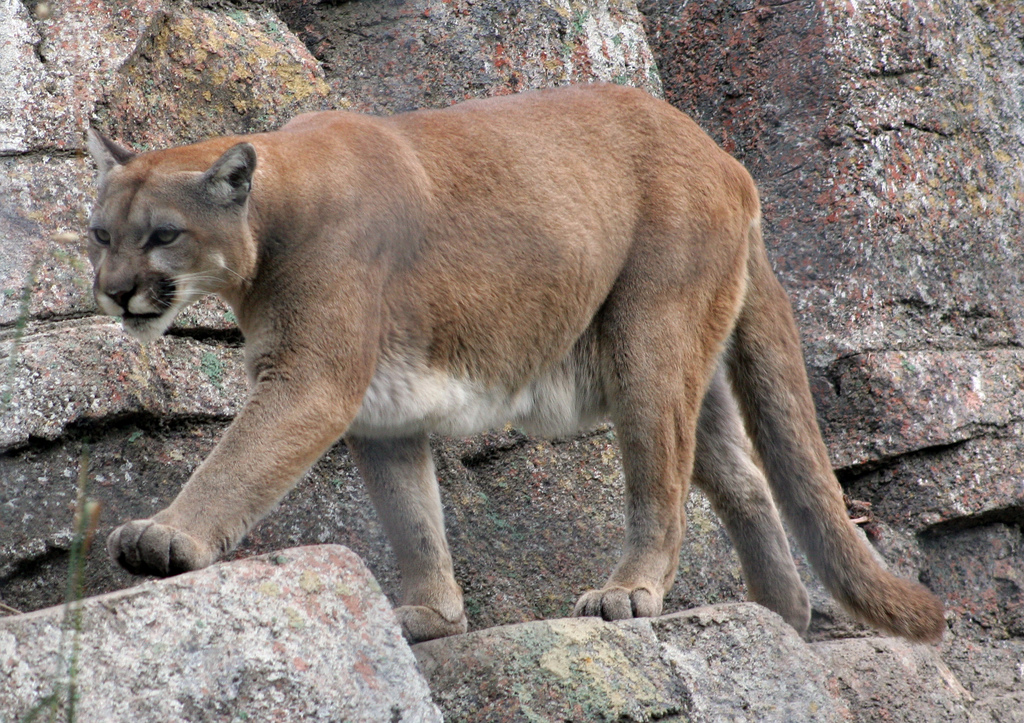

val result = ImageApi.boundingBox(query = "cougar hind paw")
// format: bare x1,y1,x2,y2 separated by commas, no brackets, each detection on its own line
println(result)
572,585,662,621
396,604,468,643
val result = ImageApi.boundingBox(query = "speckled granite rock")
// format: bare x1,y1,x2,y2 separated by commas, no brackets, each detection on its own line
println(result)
273,0,661,115
416,602,977,722
812,637,972,723
0,545,441,722
641,0,1024,475
93,5,330,149
0,0,162,155
643,0,1024,359
921,524,1024,639
0,0,329,326
1,319,245,449
414,603,852,722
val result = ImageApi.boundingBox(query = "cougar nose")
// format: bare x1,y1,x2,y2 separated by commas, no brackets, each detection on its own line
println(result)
107,285,137,313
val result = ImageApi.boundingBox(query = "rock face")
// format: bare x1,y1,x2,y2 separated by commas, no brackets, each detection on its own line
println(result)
272,0,661,115
641,0,1024,511
0,545,441,722
812,636,973,723
640,0,1024,714
1,0,1022,720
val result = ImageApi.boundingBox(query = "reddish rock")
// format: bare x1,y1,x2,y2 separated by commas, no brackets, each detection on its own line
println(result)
0,0,163,155
812,637,972,722
921,524,1024,639
641,1,1024,711
642,0,1023,360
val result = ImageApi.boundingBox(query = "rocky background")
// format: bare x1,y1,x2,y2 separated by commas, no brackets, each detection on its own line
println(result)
1,0,1021,720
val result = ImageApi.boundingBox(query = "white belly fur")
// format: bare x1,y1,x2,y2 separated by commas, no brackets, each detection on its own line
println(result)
348,352,603,438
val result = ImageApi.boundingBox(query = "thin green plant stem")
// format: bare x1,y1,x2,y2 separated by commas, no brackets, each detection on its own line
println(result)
21,443,99,723
63,443,99,723
0,601,24,616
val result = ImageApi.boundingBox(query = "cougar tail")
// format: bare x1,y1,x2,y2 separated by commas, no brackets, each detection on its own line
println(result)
726,220,945,643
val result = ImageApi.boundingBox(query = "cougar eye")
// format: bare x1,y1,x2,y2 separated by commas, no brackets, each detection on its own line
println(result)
91,228,111,246
148,228,181,247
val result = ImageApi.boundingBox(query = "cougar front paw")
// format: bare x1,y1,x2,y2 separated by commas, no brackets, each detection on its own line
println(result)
572,585,663,621
107,520,215,576
395,604,468,643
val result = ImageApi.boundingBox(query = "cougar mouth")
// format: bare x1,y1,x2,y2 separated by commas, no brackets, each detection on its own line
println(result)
116,277,180,341
126,278,176,316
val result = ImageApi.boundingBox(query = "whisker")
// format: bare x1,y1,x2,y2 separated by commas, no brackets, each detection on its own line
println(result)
172,271,217,280
172,274,221,285
172,265,247,285
218,264,247,283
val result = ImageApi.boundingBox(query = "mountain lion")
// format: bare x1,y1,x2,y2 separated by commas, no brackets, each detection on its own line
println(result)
87,83,944,642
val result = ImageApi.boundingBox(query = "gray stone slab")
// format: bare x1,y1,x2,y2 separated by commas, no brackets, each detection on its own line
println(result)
0,545,442,722
414,603,851,722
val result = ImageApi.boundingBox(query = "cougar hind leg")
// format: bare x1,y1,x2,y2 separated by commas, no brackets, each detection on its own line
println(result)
573,393,692,620
346,434,467,643
574,296,715,621
693,362,811,633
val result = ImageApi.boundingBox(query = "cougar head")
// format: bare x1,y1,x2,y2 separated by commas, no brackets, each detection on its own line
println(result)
85,129,257,342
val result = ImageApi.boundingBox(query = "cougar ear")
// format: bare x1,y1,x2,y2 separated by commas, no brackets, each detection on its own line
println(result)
203,142,257,206
86,128,135,182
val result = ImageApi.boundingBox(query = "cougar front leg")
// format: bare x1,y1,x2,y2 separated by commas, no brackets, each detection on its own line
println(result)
107,377,355,576
693,364,811,633
346,434,467,643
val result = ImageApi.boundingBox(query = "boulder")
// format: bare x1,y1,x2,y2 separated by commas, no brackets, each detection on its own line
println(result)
272,0,661,115
812,637,972,723
414,603,850,722
416,601,978,722
639,0,1024,511
0,545,441,722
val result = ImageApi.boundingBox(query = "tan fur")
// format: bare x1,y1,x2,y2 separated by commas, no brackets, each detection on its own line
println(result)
87,83,944,643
